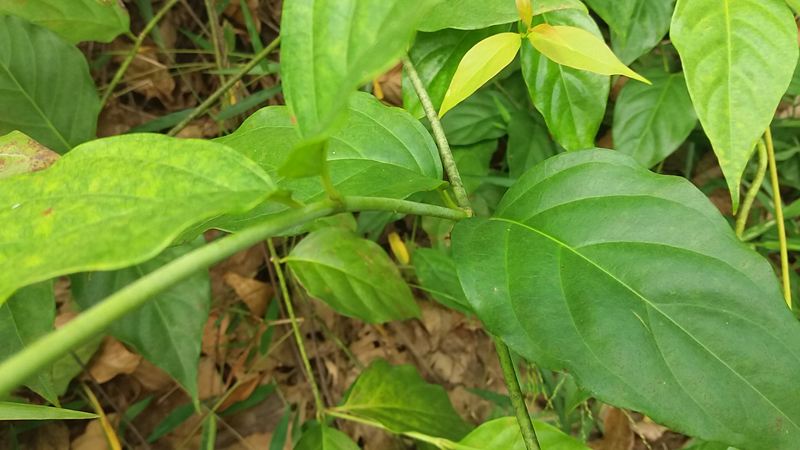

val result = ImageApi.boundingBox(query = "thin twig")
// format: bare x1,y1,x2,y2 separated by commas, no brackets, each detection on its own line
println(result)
735,141,769,238
494,338,541,450
765,127,793,308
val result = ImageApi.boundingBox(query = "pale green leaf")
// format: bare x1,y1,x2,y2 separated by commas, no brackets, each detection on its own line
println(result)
528,24,650,83
439,32,521,117
520,10,609,150
453,150,800,450
786,0,800,13
0,0,129,43
613,70,697,168
458,417,589,450
0,402,96,421
281,0,439,136
671,0,798,211
295,423,359,450
0,131,60,179
582,0,674,64
336,359,472,440
0,15,100,153
0,134,275,303
418,0,587,32
286,228,420,323
72,240,210,404
516,0,533,28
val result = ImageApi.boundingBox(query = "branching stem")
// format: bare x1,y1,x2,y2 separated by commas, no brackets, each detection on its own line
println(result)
735,140,768,238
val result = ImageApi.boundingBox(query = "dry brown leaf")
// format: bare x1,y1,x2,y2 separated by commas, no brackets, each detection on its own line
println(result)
121,45,175,102
71,413,118,450
224,272,273,317
29,422,69,450
590,407,635,450
633,417,669,442
88,338,142,384
131,358,174,392
219,375,263,411
198,357,225,400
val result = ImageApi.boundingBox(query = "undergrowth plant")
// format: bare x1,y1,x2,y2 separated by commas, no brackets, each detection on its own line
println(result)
1,0,799,449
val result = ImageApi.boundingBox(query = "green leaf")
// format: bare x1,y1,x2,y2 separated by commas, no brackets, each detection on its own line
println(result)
786,0,800,13
452,149,800,450
277,137,327,179
335,359,472,440
280,0,438,137
506,111,561,179
295,422,359,450
439,33,521,117
412,248,472,314
582,0,674,64
440,88,512,146
0,15,100,153
671,0,799,211
458,417,590,449
286,228,420,323
418,0,587,32
453,139,498,193
527,24,649,83
612,70,696,168
0,282,58,404
0,402,96,421
0,0,129,43
72,240,210,405
0,133,275,304
216,92,444,231
0,131,60,179
520,10,609,150
403,26,507,119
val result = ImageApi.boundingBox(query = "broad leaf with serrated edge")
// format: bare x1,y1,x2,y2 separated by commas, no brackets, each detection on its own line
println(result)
334,359,472,440
0,0,129,43
0,134,275,303
281,0,438,137
439,32,521,117
671,0,798,211
72,240,210,404
215,92,444,231
453,150,800,450
520,10,609,150
418,0,587,32
613,70,696,168
286,228,419,323
458,417,589,450
0,15,100,153
295,423,359,450
582,0,674,64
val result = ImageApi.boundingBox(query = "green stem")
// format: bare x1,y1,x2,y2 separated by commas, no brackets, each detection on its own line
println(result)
267,239,325,420
167,36,281,136
402,57,472,215
765,127,792,309
0,197,464,398
494,338,541,450
735,140,768,239
100,0,181,108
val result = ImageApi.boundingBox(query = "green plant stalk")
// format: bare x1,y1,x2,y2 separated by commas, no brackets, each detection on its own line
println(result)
167,36,281,136
100,0,181,108
267,239,326,420
204,0,228,84
765,127,792,308
0,197,465,398
403,55,540,450
402,57,472,216
735,140,769,238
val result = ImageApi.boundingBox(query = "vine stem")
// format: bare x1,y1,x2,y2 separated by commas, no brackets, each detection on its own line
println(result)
403,56,540,450
100,0,181,108
267,239,325,420
0,197,466,398
735,140,768,238
168,36,281,136
764,127,792,308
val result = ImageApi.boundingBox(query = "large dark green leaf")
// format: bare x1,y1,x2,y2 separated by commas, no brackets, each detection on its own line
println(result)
612,70,696,168
280,0,438,136
215,92,444,230
0,0,129,43
286,228,420,323
0,134,275,303
72,240,210,404
520,10,609,150
0,15,100,153
333,359,472,440
506,111,560,179
457,417,589,449
403,27,505,119
582,0,674,64
671,0,798,210
453,150,800,449
0,282,57,404
295,423,359,450
417,0,586,32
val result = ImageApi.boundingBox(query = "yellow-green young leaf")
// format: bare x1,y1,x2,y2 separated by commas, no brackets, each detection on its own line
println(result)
439,33,521,117
516,0,533,28
527,24,650,84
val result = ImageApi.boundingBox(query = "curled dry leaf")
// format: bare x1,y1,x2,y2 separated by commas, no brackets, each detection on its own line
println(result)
87,338,142,384
590,407,634,450
223,272,272,318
